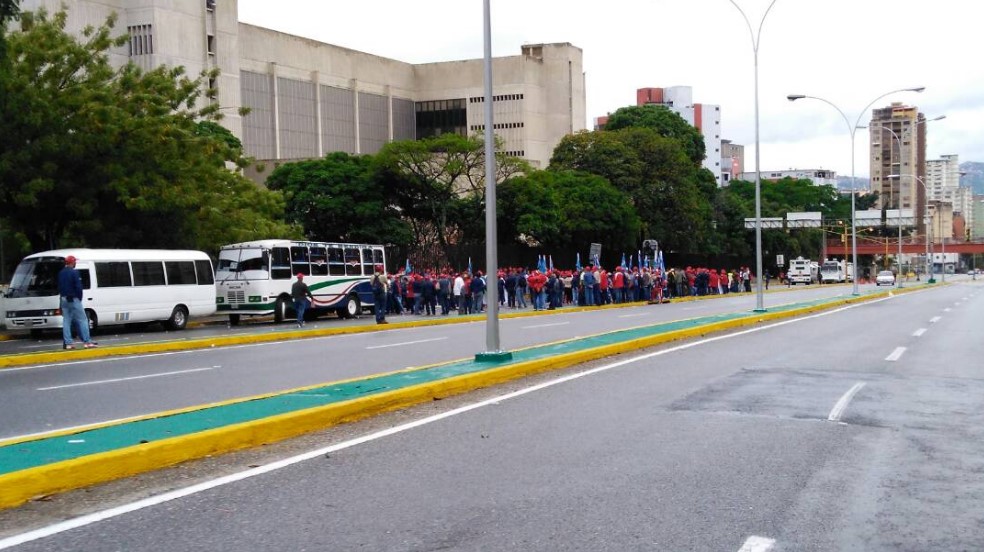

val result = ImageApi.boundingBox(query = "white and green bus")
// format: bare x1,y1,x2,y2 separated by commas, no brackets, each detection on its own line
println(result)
215,240,386,325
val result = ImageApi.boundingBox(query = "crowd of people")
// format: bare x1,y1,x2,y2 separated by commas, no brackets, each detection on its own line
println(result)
370,263,764,323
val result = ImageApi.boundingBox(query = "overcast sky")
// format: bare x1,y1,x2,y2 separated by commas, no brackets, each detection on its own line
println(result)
237,0,982,178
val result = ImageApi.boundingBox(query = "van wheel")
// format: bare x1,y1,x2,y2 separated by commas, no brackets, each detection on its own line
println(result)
165,306,188,331
340,294,361,319
229,314,241,326
85,310,98,332
274,297,288,323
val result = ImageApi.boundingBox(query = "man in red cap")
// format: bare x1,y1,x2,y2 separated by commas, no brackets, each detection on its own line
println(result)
291,273,314,328
57,255,97,350
371,265,389,324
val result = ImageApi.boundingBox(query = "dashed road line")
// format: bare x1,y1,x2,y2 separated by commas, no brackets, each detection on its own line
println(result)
738,535,776,551
520,321,571,329
913,328,927,337
930,316,942,324
365,337,447,350
885,347,906,362
38,366,218,391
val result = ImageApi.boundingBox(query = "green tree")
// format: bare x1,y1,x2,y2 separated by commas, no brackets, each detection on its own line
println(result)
0,8,295,252
375,133,530,263
602,104,706,166
550,128,715,254
498,170,640,256
266,152,411,247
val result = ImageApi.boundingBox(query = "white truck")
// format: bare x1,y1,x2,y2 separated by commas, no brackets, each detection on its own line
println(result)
820,259,854,284
787,257,817,285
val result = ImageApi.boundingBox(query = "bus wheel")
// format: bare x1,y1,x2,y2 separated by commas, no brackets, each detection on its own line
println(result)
341,294,361,319
85,310,98,333
229,314,241,327
274,297,288,323
165,306,188,331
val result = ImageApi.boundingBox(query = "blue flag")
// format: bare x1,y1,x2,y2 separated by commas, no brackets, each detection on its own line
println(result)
620,253,627,269
468,257,473,276
576,252,582,272
537,255,547,273
405,258,412,275
549,255,554,272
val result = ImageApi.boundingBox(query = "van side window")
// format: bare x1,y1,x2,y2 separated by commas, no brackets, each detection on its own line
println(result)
166,261,197,285
95,262,133,287
132,261,166,286
195,260,214,285
79,269,92,290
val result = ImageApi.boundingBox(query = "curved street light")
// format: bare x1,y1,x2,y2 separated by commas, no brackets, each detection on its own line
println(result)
728,0,779,312
787,87,925,295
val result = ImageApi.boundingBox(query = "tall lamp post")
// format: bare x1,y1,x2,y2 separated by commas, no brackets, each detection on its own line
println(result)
787,87,925,295
728,0,778,312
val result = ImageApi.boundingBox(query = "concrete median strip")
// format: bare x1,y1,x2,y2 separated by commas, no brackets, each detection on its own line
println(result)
0,287,918,509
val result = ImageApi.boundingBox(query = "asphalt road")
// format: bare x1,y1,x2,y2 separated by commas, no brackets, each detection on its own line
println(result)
1,279,982,550
3,284,864,439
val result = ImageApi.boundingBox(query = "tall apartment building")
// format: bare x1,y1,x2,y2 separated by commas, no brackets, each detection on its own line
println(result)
20,0,586,177
868,102,928,235
636,87,724,186
926,154,971,239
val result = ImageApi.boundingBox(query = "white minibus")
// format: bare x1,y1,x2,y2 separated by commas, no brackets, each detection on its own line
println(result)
3,249,216,336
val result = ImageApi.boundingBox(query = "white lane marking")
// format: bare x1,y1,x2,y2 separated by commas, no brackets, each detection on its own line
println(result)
617,313,650,318
0,298,890,550
944,307,952,312
828,382,866,422
913,328,927,337
738,536,776,552
930,316,942,324
885,347,906,362
520,322,570,329
365,337,447,350
37,367,218,391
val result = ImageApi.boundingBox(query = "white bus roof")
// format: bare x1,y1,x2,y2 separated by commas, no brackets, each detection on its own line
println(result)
23,249,211,262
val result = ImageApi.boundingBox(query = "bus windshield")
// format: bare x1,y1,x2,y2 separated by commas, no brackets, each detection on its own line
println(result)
6,258,63,298
216,248,269,281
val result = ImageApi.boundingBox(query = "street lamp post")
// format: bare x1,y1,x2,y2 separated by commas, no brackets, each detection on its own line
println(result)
728,0,779,313
787,87,925,295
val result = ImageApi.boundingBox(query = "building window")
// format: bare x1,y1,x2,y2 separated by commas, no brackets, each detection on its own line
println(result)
207,35,216,55
415,99,467,139
206,0,216,10
127,25,154,56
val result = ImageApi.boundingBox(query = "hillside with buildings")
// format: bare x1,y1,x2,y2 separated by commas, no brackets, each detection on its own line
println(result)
960,161,984,195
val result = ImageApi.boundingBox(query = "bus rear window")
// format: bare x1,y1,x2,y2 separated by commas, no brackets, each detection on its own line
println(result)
195,260,214,285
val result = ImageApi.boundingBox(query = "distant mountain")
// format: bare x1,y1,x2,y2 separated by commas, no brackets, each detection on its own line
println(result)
960,162,984,195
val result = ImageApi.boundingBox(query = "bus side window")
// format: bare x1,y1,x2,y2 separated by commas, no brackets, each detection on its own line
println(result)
362,248,374,276
195,260,215,285
291,246,310,277
271,248,292,280
328,246,345,276
95,262,133,287
166,261,197,285
344,248,361,276
310,247,328,276
373,249,385,269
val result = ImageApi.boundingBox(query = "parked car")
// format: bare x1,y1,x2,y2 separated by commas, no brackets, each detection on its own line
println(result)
875,270,896,286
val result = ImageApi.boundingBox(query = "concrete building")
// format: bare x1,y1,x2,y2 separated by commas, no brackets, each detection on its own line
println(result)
738,169,838,187
720,140,745,184
972,197,984,240
925,154,970,240
867,102,928,235
636,87,723,186
21,0,586,176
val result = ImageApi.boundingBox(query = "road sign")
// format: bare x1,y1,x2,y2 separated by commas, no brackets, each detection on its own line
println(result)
776,254,785,267
589,243,602,265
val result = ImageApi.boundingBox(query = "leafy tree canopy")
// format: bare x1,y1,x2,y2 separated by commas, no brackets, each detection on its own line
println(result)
266,152,412,247
602,104,706,166
0,8,296,252
498,170,640,256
